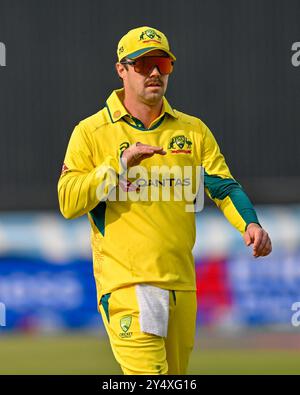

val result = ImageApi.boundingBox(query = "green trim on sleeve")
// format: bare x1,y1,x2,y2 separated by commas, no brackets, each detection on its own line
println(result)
204,171,241,199
228,188,260,228
204,171,260,227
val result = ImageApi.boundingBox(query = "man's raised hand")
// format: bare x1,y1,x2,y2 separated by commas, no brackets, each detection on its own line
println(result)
121,142,166,168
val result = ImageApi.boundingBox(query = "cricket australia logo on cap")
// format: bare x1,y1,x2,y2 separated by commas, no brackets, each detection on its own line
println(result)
119,315,133,338
139,29,162,43
168,135,193,154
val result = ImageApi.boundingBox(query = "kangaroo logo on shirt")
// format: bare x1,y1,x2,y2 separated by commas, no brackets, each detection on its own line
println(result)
168,135,192,154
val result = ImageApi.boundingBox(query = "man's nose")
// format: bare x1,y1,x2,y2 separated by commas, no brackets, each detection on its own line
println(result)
149,65,161,76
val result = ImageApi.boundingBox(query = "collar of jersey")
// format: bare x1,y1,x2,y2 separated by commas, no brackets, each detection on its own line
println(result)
105,88,178,130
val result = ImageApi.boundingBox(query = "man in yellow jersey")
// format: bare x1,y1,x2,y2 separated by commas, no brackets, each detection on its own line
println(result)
58,26,272,375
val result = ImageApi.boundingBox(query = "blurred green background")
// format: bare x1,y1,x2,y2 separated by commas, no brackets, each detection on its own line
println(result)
1,330,299,375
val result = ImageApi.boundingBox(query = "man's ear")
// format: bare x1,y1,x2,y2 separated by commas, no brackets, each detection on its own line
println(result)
115,62,126,80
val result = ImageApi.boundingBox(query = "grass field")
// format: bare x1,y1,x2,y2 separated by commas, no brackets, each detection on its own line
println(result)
0,331,300,375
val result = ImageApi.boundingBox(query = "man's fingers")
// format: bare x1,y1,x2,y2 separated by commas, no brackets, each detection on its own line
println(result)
133,148,156,160
243,231,252,246
144,147,166,154
138,153,157,162
122,143,167,167
253,230,263,254
260,233,270,250
136,142,166,152
245,224,272,258
254,232,268,256
136,147,166,156
259,239,272,257
254,234,272,257
134,148,154,157
265,240,272,255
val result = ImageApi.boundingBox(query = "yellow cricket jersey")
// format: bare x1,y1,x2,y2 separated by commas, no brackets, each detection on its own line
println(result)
58,88,259,304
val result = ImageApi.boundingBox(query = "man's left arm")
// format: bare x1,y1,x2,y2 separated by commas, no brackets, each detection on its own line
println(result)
201,125,272,258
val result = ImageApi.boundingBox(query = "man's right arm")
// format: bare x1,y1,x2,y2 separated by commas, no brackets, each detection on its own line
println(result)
58,127,168,219
57,125,121,219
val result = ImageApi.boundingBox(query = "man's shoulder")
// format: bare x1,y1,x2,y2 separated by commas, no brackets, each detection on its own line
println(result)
172,109,207,133
77,106,111,134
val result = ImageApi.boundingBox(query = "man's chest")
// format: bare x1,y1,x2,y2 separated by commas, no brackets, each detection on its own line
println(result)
93,123,201,168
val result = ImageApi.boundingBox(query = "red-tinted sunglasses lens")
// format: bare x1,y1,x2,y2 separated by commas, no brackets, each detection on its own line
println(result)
134,57,174,75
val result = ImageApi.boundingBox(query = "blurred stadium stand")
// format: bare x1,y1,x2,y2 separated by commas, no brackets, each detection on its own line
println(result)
0,207,299,332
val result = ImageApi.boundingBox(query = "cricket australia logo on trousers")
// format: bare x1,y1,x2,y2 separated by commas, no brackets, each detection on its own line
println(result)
119,315,133,338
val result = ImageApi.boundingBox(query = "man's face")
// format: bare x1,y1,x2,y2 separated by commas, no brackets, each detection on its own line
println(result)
116,49,170,105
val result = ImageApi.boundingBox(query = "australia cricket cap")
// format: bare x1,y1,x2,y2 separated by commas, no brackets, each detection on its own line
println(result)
117,26,176,62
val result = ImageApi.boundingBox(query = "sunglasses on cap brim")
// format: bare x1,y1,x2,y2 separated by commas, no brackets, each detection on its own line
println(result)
120,56,174,75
